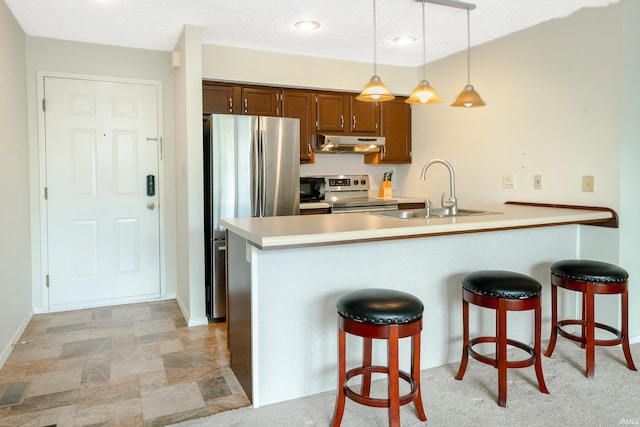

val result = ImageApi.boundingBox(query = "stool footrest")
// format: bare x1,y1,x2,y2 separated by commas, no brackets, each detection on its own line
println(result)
557,320,623,347
345,366,418,408
468,337,536,369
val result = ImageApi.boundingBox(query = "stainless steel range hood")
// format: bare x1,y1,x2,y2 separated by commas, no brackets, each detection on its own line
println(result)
314,134,385,154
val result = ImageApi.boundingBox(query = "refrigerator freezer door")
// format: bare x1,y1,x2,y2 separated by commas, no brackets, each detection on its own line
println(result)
210,115,256,240
258,116,300,216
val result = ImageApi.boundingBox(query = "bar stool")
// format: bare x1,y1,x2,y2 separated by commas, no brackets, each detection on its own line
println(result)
455,270,549,407
544,259,637,378
331,288,427,427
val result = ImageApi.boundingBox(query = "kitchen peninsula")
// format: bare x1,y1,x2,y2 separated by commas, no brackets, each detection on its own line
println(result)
220,203,616,407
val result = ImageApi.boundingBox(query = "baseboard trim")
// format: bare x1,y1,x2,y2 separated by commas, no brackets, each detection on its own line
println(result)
0,309,34,369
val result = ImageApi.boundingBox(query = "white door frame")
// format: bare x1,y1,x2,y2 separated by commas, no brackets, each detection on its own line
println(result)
35,71,167,312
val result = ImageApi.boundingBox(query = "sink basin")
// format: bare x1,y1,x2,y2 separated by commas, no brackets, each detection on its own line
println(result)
369,208,501,219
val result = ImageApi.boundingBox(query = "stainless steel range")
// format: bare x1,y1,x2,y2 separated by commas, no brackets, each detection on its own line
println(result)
323,174,398,213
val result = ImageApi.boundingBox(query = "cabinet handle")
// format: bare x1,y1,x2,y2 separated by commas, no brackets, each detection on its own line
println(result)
276,108,279,116
229,97,233,113
244,98,248,113
307,143,311,155
340,115,344,128
352,115,356,129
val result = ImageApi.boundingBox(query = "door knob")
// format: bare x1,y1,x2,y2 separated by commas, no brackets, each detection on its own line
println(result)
147,203,155,210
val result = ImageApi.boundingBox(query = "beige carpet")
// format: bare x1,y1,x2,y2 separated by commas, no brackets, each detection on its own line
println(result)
172,341,640,427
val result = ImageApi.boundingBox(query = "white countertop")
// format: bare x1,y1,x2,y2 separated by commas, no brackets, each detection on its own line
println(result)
220,203,615,250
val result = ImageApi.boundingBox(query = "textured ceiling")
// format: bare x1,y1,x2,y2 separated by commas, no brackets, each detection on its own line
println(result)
5,0,617,67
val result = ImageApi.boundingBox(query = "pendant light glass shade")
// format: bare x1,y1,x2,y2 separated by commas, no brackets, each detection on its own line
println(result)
406,80,442,104
451,84,485,107
357,0,395,103
406,0,441,105
452,7,485,107
357,75,395,102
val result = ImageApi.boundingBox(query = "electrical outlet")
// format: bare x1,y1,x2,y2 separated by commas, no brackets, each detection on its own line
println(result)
582,175,595,192
533,175,542,190
503,174,515,189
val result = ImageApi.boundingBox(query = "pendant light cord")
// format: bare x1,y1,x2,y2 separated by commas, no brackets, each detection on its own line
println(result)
466,7,471,85
373,0,378,76
421,0,426,81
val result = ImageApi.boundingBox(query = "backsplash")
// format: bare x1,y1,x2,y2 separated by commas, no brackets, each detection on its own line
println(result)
300,153,401,191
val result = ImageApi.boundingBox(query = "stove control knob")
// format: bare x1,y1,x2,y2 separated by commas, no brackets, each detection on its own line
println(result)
361,179,366,186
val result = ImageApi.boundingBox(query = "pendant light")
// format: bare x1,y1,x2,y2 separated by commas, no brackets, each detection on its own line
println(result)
406,0,441,105
451,7,485,107
356,0,395,102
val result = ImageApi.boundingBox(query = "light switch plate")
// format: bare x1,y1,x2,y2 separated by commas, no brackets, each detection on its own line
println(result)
503,174,515,189
582,175,595,192
533,174,542,190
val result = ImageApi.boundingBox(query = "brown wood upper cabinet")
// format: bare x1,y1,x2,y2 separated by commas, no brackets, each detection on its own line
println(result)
203,81,410,164
316,92,380,135
202,83,281,116
282,89,316,164
203,83,241,115
242,87,281,116
365,97,412,164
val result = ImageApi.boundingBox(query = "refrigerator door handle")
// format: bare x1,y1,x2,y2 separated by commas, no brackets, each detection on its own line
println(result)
251,126,260,217
260,129,267,217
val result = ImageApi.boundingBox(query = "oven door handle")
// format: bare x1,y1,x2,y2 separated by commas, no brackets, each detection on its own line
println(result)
332,206,398,214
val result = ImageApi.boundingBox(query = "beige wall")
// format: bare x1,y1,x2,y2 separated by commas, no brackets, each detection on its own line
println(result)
0,0,32,365
24,37,179,311
404,3,623,209
202,44,416,95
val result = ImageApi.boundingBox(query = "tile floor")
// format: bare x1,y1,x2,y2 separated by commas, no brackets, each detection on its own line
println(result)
0,300,250,426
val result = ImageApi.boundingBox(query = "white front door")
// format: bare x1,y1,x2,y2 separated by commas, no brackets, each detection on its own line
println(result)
43,76,162,311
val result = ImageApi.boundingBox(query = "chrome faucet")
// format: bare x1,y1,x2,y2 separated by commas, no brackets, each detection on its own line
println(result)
420,159,458,216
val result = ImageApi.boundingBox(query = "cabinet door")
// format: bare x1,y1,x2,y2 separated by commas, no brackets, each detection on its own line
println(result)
365,98,412,164
316,93,347,133
349,96,380,134
282,89,316,164
203,83,240,115
242,87,282,116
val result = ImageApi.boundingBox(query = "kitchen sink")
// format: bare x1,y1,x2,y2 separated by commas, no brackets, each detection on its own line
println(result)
368,208,501,219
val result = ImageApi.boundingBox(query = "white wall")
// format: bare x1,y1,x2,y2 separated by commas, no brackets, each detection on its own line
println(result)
173,25,208,326
619,0,640,337
24,37,179,311
0,1,33,365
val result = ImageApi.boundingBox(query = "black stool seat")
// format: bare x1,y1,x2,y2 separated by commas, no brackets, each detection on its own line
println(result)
463,270,542,299
551,259,628,284
337,288,423,325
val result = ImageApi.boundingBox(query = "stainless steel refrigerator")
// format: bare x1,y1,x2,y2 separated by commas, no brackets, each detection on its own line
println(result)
203,114,300,320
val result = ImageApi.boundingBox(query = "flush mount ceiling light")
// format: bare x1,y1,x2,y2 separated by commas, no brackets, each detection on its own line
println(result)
406,0,442,105
357,0,395,103
292,20,321,31
392,36,418,46
451,6,486,107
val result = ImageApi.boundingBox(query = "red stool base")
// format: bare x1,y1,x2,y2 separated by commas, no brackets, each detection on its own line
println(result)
331,315,427,427
544,274,637,378
455,288,549,407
